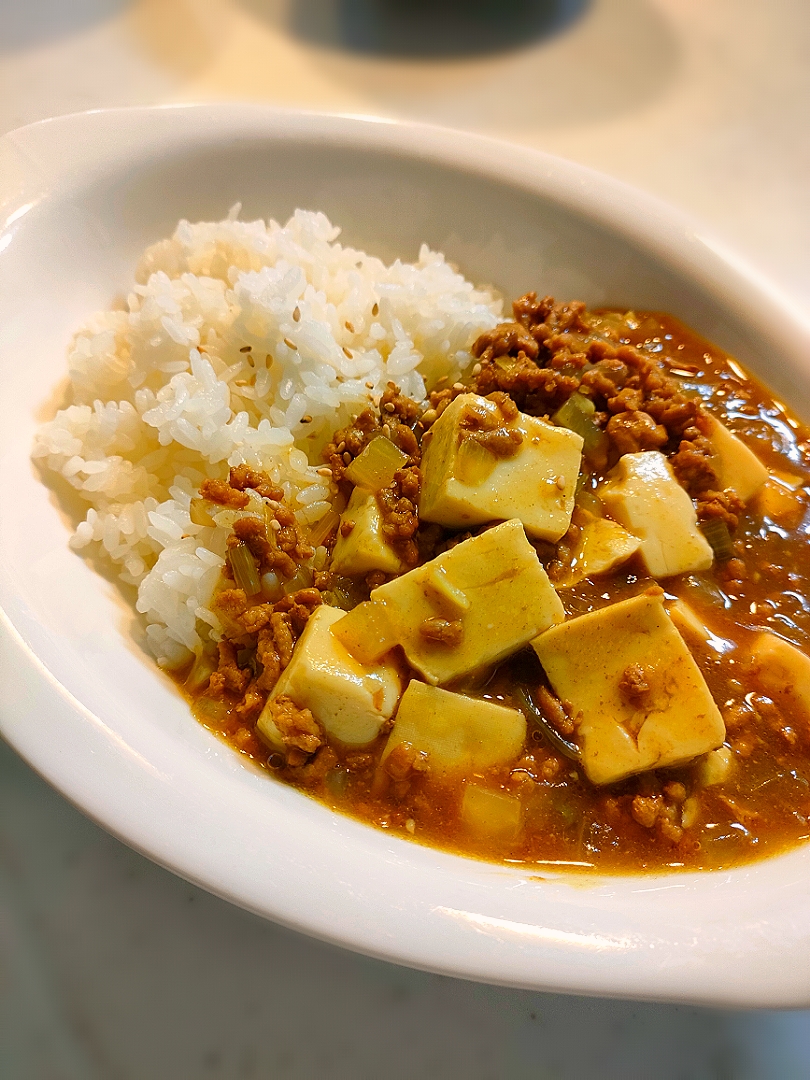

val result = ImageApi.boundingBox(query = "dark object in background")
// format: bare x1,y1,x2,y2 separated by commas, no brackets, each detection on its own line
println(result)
287,0,590,58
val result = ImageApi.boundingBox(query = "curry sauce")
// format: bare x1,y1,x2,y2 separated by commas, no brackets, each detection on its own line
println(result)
181,299,810,874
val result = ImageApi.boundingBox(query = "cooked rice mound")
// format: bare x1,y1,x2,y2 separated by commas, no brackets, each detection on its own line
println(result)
33,209,501,668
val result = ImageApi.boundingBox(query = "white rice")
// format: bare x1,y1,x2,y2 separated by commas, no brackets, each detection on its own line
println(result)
33,209,502,669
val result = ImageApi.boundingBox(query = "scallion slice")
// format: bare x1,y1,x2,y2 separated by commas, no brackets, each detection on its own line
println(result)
700,518,734,562
229,540,262,595
553,392,607,458
345,435,409,491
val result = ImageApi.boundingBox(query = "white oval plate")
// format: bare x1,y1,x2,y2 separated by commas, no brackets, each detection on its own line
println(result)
2,106,810,1007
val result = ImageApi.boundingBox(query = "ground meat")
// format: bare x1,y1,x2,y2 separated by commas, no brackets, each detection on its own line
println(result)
199,477,250,508
695,488,745,530
471,322,540,364
231,515,273,562
419,618,463,645
380,382,421,425
618,663,652,704
631,794,662,829
465,428,523,457
606,411,668,455
471,350,580,414
670,436,717,493
535,684,576,738
228,464,284,501
209,640,251,697
233,682,267,724
262,695,323,766
323,382,423,481
384,743,430,781
256,628,282,691
376,466,421,567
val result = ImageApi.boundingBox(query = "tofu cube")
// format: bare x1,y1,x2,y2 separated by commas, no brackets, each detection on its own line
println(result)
461,784,523,839
371,519,565,685
755,477,805,527
706,415,768,503
382,681,526,777
598,451,713,578
749,632,810,729
259,606,403,747
665,599,712,644
329,488,407,578
419,393,583,542
532,591,725,785
556,514,641,587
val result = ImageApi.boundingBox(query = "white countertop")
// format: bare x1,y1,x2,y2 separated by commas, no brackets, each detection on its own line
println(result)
2,1,810,1075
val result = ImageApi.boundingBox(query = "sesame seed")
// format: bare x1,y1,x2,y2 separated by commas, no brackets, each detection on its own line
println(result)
452,382,464,391
269,519,282,532
372,302,379,316
382,423,392,438
342,452,352,466
383,402,396,413
317,467,333,478
472,363,482,374
239,345,252,353
343,346,353,359
300,415,312,424
345,320,355,333
292,306,301,322
555,476,566,490
337,441,346,453
283,337,297,351
365,381,374,389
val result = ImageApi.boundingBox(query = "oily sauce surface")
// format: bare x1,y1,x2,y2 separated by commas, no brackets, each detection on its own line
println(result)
186,310,810,874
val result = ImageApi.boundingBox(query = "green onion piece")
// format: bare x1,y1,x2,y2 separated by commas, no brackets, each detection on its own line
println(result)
236,647,258,676
553,393,607,457
189,498,216,527
282,564,314,595
575,487,602,517
194,696,229,726
184,647,217,694
345,435,409,491
307,508,341,548
700,518,734,562
453,437,498,485
229,540,262,595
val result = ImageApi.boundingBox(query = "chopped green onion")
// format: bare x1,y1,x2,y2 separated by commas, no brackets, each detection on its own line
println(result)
236,647,258,676
307,508,341,548
189,498,216,527
194,696,229,726
453,437,497,485
345,435,409,491
575,487,602,517
184,647,217,693
553,393,607,458
700,518,734,562
229,540,262,595
283,564,314,595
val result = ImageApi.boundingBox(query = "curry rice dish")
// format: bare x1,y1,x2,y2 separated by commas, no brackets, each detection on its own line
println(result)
34,212,810,874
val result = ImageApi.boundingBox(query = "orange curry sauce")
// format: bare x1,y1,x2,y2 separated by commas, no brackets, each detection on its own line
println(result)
181,310,810,873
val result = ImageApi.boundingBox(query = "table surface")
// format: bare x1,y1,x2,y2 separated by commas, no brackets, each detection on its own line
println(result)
2,1,809,1075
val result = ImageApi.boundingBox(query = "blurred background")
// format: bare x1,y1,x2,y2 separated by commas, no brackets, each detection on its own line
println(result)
1,1,809,1076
